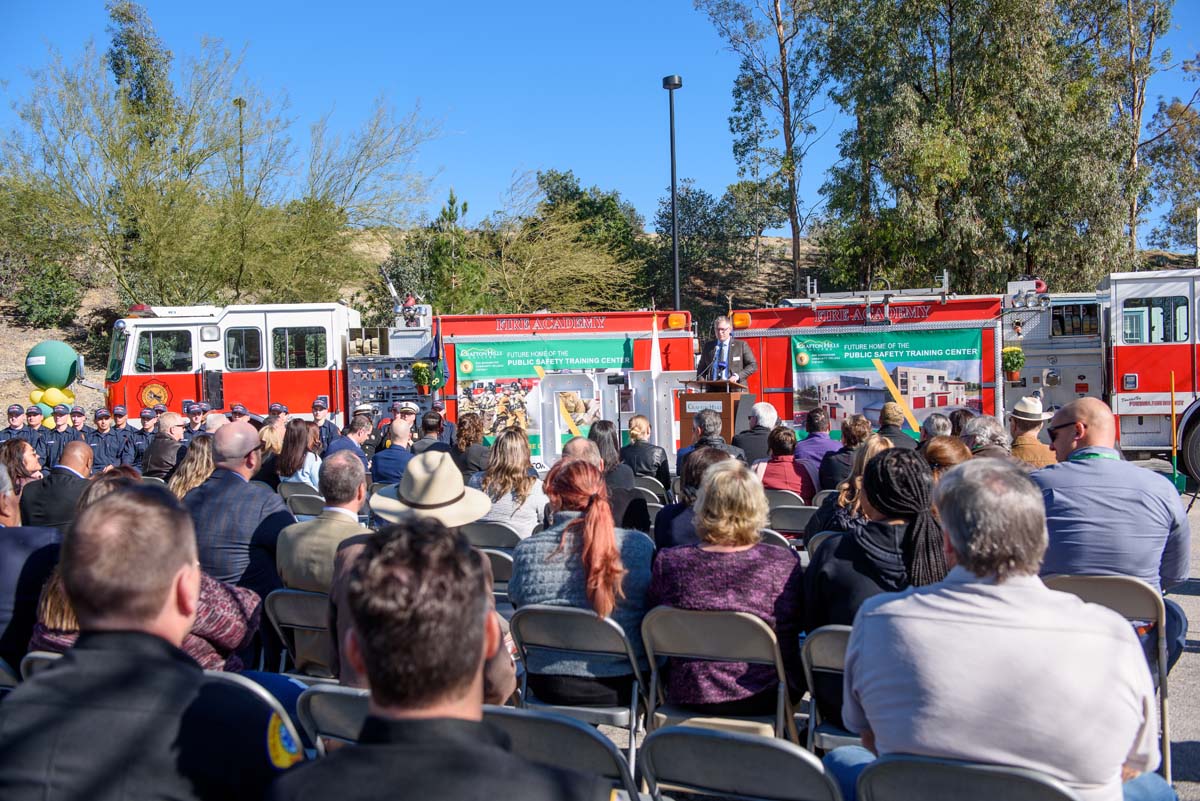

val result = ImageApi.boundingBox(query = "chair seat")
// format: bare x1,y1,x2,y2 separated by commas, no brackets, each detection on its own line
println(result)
812,721,862,750
652,705,777,739
523,693,633,727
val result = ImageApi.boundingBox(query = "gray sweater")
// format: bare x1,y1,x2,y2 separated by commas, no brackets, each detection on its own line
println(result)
508,511,655,677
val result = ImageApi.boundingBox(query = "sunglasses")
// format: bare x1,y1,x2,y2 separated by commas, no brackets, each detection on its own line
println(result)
1046,420,1085,438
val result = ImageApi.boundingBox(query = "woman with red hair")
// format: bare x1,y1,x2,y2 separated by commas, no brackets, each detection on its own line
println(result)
508,458,655,707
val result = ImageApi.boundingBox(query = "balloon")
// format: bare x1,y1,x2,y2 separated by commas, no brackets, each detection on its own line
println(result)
41,418,54,429
62,388,75,405
29,390,44,405
25,341,80,390
33,403,52,419
41,387,68,407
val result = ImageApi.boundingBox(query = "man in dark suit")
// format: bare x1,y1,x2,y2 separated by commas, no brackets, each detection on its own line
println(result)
0,466,60,673
183,422,294,601
732,402,778,465
676,409,747,476
19,441,92,530
696,315,758,383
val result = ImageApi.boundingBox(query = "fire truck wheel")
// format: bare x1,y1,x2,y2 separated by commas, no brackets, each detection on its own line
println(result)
1182,422,1200,481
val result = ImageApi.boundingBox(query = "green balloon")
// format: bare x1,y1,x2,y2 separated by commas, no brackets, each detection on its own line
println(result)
33,403,53,419
25,341,79,390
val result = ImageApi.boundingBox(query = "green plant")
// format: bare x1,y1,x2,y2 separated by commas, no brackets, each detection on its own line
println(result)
1001,346,1025,373
411,361,433,386
15,263,82,328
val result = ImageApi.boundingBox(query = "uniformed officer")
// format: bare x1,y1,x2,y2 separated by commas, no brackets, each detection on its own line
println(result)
152,403,168,417
41,404,82,468
198,402,212,425
21,406,48,466
268,402,290,423
86,408,134,474
312,398,339,454
139,407,159,436
0,405,26,445
182,404,205,443
229,403,251,424
68,406,93,437
133,408,157,467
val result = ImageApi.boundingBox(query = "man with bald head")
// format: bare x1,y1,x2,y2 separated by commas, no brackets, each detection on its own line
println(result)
183,422,294,601
1034,397,1191,670
558,437,650,533
19,440,93,529
371,417,415,484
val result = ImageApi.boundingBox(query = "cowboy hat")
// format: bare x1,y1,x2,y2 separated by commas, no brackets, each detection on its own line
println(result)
1010,395,1053,422
370,450,491,527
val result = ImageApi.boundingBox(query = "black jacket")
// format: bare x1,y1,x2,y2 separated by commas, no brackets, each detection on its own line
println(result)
877,424,917,450
619,441,670,490
732,424,772,465
18,467,89,529
818,447,855,491
0,631,289,800
267,716,610,801
678,435,746,476
454,443,491,479
696,337,758,381
803,519,910,633
144,434,186,480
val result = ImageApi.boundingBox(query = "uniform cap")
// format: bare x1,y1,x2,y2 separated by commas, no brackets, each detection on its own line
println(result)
397,401,420,414
231,403,249,415
26,406,42,416
186,404,203,415
352,403,374,416
431,400,446,411
199,402,212,413
94,408,111,420
153,404,168,414
112,405,127,417
52,404,70,415
312,398,328,410
7,404,24,416
268,403,288,414
140,408,156,419
70,406,86,416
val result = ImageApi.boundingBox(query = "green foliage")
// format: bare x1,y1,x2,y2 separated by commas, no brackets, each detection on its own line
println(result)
14,262,83,329
1146,97,1200,249
1001,347,1025,373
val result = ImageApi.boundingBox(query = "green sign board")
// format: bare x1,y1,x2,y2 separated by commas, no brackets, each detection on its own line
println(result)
791,329,981,372
457,338,633,379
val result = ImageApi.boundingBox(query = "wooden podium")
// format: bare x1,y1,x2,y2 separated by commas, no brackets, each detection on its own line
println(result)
678,379,748,449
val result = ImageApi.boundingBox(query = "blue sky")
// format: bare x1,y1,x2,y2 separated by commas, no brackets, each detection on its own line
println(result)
2,0,1198,244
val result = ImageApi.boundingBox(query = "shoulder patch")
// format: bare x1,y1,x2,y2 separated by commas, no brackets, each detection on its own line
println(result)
266,711,303,769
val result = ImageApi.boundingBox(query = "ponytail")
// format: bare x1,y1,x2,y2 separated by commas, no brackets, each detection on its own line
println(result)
545,459,627,618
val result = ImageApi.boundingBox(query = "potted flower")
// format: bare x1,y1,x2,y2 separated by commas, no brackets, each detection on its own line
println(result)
411,361,433,394
1001,347,1025,382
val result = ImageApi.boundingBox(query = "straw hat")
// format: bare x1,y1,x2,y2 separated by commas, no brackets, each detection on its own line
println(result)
1010,395,1053,422
370,450,491,527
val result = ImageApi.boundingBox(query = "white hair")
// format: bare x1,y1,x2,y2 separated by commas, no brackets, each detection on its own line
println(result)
751,402,778,428
962,415,1011,450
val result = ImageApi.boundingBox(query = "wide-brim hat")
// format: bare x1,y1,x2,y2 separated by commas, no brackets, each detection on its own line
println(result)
1011,395,1052,422
370,451,491,528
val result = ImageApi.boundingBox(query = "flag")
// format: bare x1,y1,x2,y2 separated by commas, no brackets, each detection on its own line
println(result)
430,316,448,390
649,312,662,381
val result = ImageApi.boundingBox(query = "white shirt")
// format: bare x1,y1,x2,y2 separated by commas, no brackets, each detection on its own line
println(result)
843,566,1158,801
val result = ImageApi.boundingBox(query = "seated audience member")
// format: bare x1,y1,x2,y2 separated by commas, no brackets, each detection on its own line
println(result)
875,402,916,449
676,408,746,475
619,414,670,491
509,459,654,707
325,417,373,472
817,414,871,491
824,459,1172,801
648,460,804,715
372,417,414,484
31,475,261,672
277,451,370,593
411,411,452,456
920,435,972,483
468,428,548,538
732,402,777,466
251,415,285,489
143,412,188,480
267,519,608,801
1,439,42,498
19,441,92,528
432,400,457,447
561,437,651,533
277,419,322,490
0,484,291,800
654,447,732,551
0,466,60,672
203,413,228,433
805,449,947,632
961,414,1022,466
1036,397,1191,672
167,433,215,499
757,426,815,501
453,412,490,479
804,434,893,542
1008,395,1057,469
916,412,951,452
793,408,841,486
949,408,973,438
588,419,636,492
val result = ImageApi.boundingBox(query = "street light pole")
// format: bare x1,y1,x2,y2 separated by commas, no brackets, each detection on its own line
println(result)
662,75,683,310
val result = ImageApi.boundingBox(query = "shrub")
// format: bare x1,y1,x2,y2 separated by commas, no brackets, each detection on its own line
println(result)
15,262,82,328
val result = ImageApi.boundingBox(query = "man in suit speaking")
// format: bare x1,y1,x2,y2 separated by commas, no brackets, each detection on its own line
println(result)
697,316,758,383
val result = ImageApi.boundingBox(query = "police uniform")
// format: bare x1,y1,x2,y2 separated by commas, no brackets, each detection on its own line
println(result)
110,406,145,471
0,405,27,447
40,412,82,468
86,411,135,473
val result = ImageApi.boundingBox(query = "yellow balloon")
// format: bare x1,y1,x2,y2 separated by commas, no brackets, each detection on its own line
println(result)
62,388,75,404
41,418,54,429
41,387,68,407
29,390,44,405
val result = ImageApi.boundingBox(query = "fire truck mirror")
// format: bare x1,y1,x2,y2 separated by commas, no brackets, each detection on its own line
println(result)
1043,369,1062,387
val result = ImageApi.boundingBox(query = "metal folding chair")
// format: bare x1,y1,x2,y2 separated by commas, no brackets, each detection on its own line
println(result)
759,528,793,549
462,520,522,549
766,489,806,510
286,493,326,517
296,684,370,756
279,482,322,501
19,650,62,680
801,625,861,752
857,754,1081,801
770,505,818,536
264,588,336,680
633,474,667,501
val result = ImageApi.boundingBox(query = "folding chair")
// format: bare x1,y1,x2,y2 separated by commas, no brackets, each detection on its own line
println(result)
141,475,166,485
509,605,646,769
759,529,793,549
801,625,861,752
812,489,837,507
639,726,842,801
806,531,839,561
264,589,336,680
482,548,514,618
634,474,667,500
483,704,641,800
1043,574,1171,782
770,505,818,536
286,493,326,518
367,481,391,496
766,489,806,510
19,650,62,680
631,486,661,506
296,684,370,756
640,606,801,743
857,754,1081,801
461,520,522,549
279,482,322,501
202,670,305,759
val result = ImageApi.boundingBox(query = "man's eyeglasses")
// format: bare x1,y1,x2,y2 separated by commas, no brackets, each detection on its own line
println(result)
1047,420,1085,438
243,442,265,459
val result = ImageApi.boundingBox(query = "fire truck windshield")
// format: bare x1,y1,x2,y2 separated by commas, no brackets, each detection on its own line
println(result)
106,327,128,383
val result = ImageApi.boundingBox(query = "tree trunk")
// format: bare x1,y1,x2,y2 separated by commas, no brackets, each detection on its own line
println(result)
773,0,802,295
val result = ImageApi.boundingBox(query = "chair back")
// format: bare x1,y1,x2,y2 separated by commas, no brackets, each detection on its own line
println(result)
509,605,643,686
296,684,370,756
264,589,334,677
807,531,839,560
483,705,641,799
642,606,783,670
286,493,326,517
812,489,836,507
759,529,793,549
765,488,806,510
141,475,166,485
631,485,661,506
202,670,305,761
801,625,855,751
770,505,818,534
461,520,522,549
639,726,841,801
634,474,667,499
857,754,1082,801
482,548,514,584
279,482,322,501
19,650,62,680
367,481,392,496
